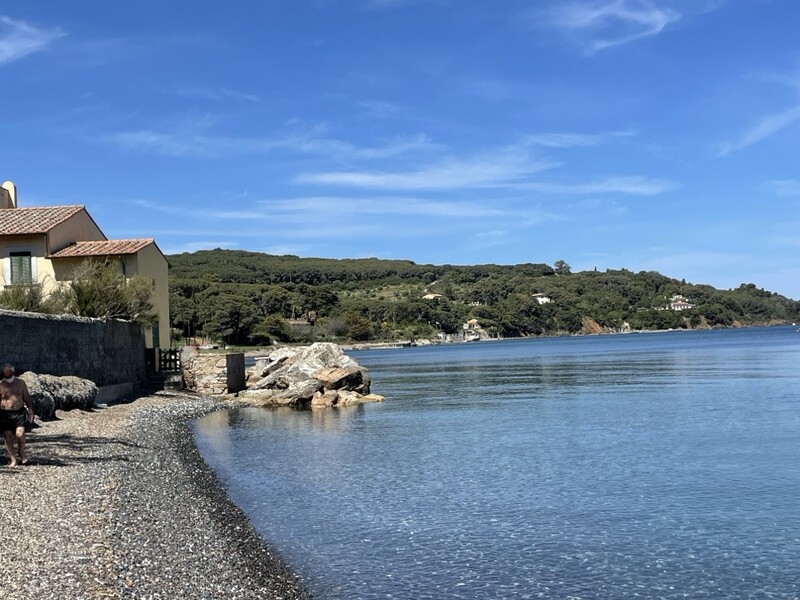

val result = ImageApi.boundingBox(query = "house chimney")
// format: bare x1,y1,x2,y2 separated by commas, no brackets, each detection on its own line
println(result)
1,181,17,209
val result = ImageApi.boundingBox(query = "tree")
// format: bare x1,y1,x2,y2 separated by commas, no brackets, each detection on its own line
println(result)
197,292,259,344
0,283,58,314
344,312,373,340
554,260,571,275
251,314,292,344
170,293,198,340
54,259,156,325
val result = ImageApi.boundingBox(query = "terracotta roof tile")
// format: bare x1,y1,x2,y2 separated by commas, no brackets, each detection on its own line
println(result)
48,239,154,258
0,205,86,235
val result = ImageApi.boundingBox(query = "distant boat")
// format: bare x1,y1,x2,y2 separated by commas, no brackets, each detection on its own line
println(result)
464,333,481,342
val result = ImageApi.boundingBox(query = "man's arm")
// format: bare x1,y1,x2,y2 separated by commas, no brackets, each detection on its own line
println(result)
21,380,34,421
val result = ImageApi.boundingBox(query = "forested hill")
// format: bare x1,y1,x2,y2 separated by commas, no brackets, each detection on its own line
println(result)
167,249,800,345
167,249,556,285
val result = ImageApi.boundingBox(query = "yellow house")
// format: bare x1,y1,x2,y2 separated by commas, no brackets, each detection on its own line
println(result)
0,180,170,348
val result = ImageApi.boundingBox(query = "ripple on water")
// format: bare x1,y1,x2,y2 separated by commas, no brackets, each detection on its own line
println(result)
195,328,800,599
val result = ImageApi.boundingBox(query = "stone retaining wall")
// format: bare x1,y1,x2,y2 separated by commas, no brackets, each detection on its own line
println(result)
183,353,246,395
0,309,146,386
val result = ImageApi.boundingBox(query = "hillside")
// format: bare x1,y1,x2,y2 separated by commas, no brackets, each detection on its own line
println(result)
168,249,800,345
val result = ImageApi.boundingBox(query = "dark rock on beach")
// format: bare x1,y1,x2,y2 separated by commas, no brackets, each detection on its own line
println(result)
20,371,98,419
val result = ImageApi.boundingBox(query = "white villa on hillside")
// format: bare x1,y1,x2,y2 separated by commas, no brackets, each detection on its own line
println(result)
668,295,695,311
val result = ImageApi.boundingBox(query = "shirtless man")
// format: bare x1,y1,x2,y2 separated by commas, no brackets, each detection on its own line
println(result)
0,363,34,467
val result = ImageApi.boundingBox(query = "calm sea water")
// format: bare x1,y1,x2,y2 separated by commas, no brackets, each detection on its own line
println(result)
193,327,800,599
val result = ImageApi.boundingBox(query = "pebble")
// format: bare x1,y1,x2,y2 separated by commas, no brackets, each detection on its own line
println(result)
0,390,311,599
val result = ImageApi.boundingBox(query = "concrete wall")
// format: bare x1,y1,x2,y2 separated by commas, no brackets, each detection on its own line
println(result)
0,309,146,386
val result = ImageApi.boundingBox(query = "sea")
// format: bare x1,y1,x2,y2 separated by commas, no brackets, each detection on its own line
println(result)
192,326,800,599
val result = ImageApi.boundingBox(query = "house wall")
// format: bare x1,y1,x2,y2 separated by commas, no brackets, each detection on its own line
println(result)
0,234,49,287
0,210,105,291
36,246,169,349
134,243,170,348
47,211,105,253
0,308,146,386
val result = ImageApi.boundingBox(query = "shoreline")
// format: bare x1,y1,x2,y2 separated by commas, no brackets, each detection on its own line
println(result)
0,391,310,599
240,323,797,357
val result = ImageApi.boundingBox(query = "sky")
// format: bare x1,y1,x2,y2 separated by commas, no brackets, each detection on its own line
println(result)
2,1,800,299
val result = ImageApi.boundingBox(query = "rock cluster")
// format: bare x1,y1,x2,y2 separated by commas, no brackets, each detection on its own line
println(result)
20,371,98,419
240,342,385,408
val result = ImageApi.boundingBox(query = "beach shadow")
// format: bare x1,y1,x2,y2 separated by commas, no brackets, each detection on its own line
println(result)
31,433,141,449
23,432,139,467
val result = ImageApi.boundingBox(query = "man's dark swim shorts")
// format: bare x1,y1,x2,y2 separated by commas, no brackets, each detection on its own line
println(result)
0,408,26,432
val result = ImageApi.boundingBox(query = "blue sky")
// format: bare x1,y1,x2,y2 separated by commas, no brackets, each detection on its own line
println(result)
2,1,800,299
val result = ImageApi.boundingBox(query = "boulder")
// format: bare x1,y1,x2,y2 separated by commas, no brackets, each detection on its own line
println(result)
253,347,297,378
313,366,365,391
249,343,368,391
242,342,378,408
311,389,339,408
20,372,98,420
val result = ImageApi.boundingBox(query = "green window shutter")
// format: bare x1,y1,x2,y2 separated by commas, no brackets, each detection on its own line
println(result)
10,252,32,284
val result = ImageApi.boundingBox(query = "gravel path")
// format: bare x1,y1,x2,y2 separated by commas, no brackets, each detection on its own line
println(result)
0,391,311,599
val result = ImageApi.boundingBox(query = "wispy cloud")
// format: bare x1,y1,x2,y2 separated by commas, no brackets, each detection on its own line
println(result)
297,155,672,195
104,122,439,160
173,87,258,102
0,16,64,65
363,0,433,9
359,100,401,118
204,196,566,244
130,198,201,215
717,103,800,157
765,179,800,197
524,132,604,148
541,0,681,53
296,147,559,190
270,197,507,218
523,129,635,148
211,197,507,221
516,175,676,196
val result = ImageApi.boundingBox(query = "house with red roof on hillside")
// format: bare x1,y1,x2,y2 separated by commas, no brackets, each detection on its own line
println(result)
0,180,169,348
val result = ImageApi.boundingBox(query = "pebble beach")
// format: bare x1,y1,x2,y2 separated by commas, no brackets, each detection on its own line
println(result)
0,391,310,600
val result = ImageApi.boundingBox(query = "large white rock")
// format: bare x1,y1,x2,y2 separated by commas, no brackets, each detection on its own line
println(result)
243,342,379,407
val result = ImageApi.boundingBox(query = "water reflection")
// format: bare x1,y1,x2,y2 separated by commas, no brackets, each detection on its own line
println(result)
223,404,369,433
193,409,234,464
195,327,800,600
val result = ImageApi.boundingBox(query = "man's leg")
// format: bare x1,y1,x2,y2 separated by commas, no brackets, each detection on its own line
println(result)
3,430,16,467
15,425,26,464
